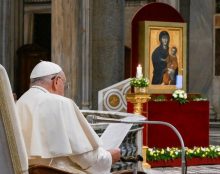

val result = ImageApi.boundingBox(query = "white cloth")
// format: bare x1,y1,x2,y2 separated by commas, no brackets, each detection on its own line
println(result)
16,86,112,173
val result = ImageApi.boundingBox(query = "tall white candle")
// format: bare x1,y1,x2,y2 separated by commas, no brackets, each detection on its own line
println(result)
136,64,143,79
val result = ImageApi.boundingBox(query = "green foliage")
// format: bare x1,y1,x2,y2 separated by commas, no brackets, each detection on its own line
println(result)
146,146,220,161
189,94,208,101
151,95,167,102
130,77,150,87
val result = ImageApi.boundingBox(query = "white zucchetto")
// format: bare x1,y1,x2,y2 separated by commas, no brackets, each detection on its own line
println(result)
30,61,62,79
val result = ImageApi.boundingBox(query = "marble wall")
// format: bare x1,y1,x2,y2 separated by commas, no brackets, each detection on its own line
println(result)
1,0,219,114
52,0,83,105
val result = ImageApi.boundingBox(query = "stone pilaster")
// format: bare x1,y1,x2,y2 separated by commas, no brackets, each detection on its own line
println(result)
52,0,82,105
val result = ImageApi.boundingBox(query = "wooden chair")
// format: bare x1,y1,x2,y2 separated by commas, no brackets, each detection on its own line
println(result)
0,64,28,174
115,171,145,174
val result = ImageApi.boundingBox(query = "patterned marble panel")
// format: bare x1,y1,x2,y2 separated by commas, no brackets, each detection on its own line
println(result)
98,78,131,112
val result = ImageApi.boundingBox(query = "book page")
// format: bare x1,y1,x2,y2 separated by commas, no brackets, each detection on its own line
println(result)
100,116,145,150
100,123,132,150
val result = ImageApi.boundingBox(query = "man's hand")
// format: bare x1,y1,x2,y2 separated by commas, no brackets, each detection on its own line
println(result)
108,148,121,164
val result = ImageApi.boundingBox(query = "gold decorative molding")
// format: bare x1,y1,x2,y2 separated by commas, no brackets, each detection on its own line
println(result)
142,146,151,169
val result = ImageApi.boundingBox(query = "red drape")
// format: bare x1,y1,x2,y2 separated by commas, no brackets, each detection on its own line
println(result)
128,101,209,148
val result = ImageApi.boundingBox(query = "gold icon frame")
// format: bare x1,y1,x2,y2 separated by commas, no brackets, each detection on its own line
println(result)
139,21,187,93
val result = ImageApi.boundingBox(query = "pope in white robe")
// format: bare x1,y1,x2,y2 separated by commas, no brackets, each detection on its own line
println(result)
16,61,120,174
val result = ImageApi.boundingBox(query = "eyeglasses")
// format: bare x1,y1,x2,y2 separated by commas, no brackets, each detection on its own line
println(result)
64,82,70,90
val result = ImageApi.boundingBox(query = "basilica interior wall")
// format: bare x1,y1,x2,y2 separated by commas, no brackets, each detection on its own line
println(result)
0,0,219,117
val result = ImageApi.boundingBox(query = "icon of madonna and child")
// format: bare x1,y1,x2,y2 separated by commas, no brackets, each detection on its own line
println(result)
151,31,179,85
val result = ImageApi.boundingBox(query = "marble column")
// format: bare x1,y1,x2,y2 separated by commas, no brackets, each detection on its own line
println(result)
81,0,92,109
0,0,23,90
52,0,82,105
91,0,124,109
157,0,180,11
189,1,214,96
189,0,214,117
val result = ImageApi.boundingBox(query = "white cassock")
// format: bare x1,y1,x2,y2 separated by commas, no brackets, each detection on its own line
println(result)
16,86,112,174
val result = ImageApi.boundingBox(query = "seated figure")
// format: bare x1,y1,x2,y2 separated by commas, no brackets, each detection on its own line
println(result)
16,61,121,174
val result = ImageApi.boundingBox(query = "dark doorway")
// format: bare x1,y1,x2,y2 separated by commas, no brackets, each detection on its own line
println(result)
33,13,51,52
16,13,51,98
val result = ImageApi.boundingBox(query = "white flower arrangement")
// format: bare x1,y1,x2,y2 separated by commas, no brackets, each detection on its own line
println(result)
172,89,188,104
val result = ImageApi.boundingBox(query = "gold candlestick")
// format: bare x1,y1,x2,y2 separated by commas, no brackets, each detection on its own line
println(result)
142,146,151,169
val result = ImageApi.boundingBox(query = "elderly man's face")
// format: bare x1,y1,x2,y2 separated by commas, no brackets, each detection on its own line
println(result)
52,71,66,96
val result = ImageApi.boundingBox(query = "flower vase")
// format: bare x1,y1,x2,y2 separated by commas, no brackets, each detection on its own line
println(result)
134,87,148,94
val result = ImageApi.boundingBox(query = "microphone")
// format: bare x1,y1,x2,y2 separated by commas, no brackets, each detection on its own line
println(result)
86,115,146,124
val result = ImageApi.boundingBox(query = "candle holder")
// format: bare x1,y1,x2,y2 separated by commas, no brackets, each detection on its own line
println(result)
142,146,151,169
126,94,151,170
134,87,148,94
